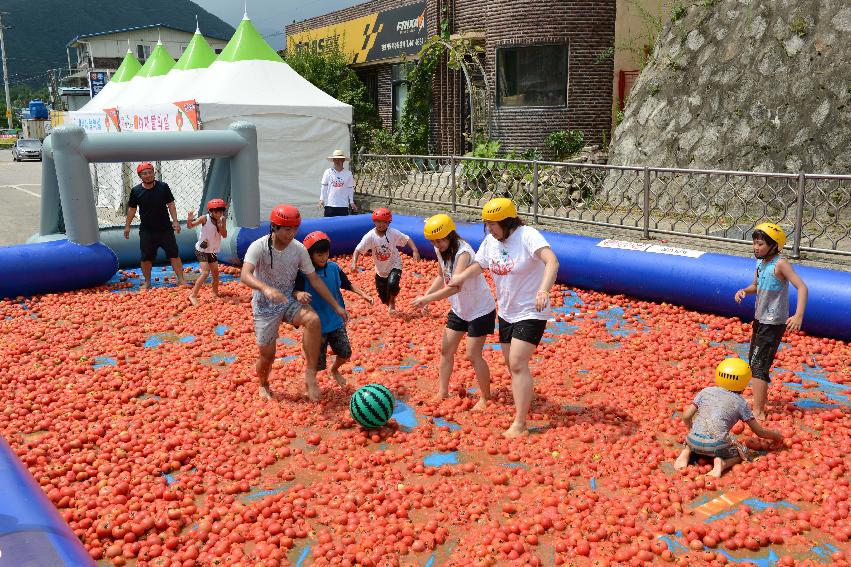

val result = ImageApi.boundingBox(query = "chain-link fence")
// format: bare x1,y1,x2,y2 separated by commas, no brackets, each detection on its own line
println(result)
91,159,208,228
354,154,851,258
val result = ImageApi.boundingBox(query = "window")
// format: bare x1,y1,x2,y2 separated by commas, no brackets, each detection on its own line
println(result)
391,64,409,126
361,72,378,110
137,44,152,61
496,45,568,107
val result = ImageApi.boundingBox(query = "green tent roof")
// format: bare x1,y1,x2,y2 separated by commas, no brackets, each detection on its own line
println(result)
110,50,142,83
216,16,282,63
173,31,216,71
135,42,176,78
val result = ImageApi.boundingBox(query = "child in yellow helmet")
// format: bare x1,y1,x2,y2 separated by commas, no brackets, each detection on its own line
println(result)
674,358,783,477
734,222,808,420
449,198,560,438
412,214,497,409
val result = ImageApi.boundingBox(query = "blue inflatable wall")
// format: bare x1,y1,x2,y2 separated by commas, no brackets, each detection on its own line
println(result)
0,240,118,299
0,438,96,566
397,216,851,342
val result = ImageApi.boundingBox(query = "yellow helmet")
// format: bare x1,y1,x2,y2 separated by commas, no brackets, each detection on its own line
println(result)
753,222,787,249
424,214,456,240
715,358,752,392
482,198,518,221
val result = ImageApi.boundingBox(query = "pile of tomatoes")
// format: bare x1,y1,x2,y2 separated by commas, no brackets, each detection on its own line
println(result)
0,255,848,566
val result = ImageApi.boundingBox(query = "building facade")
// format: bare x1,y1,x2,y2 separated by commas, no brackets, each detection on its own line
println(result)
67,24,230,73
287,0,616,156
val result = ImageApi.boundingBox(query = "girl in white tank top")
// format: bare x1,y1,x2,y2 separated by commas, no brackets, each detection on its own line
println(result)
412,215,496,410
186,200,228,306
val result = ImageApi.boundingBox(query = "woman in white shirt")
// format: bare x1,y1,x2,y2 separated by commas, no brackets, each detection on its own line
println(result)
319,149,357,217
450,198,559,438
412,214,497,410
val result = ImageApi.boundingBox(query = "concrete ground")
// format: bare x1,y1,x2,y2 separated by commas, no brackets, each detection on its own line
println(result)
0,150,41,246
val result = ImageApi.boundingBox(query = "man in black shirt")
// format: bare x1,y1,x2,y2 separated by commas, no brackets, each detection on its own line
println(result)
123,162,186,289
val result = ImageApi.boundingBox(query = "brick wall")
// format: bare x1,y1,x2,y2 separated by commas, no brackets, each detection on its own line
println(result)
434,0,616,155
287,0,616,156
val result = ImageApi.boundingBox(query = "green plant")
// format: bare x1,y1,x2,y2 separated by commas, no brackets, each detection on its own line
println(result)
282,43,379,151
649,82,662,96
595,46,615,64
615,106,626,126
545,130,585,160
789,15,809,38
459,139,501,195
368,128,402,155
671,3,687,22
396,10,489,155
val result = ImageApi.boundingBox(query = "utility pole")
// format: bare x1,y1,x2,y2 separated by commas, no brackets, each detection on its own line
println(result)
0,12,12,129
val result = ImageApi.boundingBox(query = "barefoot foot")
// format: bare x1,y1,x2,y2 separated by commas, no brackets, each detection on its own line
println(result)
259,386,272,400
674,449,691,470
471,398,489,411
502,423,529,438
707,465,724,478
189,295,200,307
306,382,321,402
330,369,347,387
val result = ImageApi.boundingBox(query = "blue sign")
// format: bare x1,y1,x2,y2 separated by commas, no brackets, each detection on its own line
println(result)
89,71,107,98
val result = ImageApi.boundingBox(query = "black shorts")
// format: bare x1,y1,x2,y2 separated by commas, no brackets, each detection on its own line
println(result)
446,309,496,338
375,269,402,304
324,206,350,217
139,230,179,262
194,250,218,264
748,321,785,381
317,326,352,371
498,316,548,346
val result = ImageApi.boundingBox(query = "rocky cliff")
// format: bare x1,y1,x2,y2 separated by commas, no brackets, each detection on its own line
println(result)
608,1,851,174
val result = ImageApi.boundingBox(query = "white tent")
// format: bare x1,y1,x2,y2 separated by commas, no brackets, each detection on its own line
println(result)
78,49,141,112
116,16,353,215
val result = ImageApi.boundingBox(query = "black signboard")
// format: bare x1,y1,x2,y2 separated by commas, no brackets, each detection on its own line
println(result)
89,71,107,98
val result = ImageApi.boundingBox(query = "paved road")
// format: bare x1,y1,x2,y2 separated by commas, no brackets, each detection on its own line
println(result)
0,150,42,246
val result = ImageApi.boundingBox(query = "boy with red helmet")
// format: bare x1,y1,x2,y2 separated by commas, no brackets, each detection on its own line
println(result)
186,198,228,306
294,231,372,385
351,208,420,313
241,205,347,401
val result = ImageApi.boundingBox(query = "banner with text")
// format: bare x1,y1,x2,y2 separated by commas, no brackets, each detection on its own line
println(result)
67,110,117,133
288,2,426,64
118,100,200,132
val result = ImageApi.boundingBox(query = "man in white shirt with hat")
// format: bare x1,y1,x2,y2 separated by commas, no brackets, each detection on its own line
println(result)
319,149,357,217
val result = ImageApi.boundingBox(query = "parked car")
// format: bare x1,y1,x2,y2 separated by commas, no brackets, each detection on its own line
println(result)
12,138,42,162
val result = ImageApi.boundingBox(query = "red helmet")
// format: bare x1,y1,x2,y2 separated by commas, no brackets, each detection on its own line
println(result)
207,198,227,211
372,208,392,222
136,162,154,175
303,231,330,251
269,204,301,227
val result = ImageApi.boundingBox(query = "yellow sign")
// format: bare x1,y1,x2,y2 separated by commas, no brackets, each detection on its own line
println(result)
288,2,426,64
4,110,10,118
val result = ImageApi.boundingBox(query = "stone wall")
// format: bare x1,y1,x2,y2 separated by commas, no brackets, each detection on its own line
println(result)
608,1,851,174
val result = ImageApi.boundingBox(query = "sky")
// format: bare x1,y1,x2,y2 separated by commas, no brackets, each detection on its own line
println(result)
193,0,363,49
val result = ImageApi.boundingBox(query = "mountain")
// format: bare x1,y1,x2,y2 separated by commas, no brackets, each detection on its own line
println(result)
1,0,235,86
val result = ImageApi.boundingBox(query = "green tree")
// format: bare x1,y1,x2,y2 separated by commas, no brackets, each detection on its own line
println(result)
281,44,379,151
0,84,50,130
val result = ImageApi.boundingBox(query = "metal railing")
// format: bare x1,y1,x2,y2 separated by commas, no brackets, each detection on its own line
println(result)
354,153,851,258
